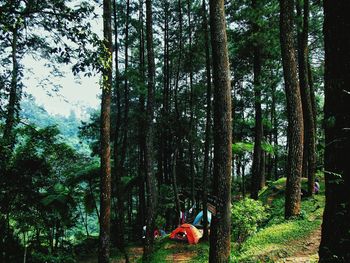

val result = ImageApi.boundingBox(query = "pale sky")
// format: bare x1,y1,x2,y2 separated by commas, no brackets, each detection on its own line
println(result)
23,55,101,119
22,1,103,119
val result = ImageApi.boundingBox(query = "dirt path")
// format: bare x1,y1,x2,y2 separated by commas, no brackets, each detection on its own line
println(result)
114,247,143,263
164,243,196,262
166,251,195,262
278,228,321,263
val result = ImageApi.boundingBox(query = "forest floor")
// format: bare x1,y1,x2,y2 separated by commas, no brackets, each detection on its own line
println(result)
78,177,325,263
278,228,321,262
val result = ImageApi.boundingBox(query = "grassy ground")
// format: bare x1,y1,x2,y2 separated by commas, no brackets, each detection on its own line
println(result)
233,177,325,262
150,238,209,263
149,176,325,263
78,176,325,262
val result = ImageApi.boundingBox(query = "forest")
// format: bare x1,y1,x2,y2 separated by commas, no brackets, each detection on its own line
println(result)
0,0,349,262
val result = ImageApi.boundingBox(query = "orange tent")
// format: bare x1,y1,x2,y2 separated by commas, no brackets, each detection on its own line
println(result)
170,224,202,244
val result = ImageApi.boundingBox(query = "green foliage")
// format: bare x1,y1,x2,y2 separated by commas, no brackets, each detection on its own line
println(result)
232,141,276,155
232,142,254,154
31,251,76,263
149,239,209,263
232,178,325,262
261,141,275,155
155,215,166,229
231,198,269,244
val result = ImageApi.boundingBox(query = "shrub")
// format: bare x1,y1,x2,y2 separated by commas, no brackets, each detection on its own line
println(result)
30,252,76,263
231,198,268,245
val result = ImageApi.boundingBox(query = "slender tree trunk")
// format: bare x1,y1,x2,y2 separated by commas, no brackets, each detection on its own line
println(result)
113,0,130,260
143,0,157,260
296,0,316,196
279,0,304,219
260,151,266,188
251,0,263,200
0,72,18,261
308,62,317,132
162,0,171,187
137,95,146,237
242,162,246,197
84,210,90,237
172,148,181,224
319,2,350,261
113,0,122,146
3,25,19,151
187,0,196,208
208,0,232,261
120,0,130,166
99,0,112,262
202,0,211,242
271,83,279,181
137,0,146,240
174,0,183,121
88,179,100,222
112,2,123,252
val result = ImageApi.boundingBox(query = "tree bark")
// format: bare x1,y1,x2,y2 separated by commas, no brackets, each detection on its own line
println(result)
113,0,130,260
172,148,181,225
202,0,211,242
174,0,183,121
296,0,316,196
162,1,171,186
137,0,146,240
99,0,112,262
271,83,279,181
319,1,350,261
3,25,19,151
208,0,232,262
279,0,304,219
143,0,157,260
187,0,196,208
251,0,263,200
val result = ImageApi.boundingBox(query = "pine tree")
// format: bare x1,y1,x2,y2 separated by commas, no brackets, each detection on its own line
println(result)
319,1,350,261
99,0,112,262
279,0,304,218
208,0,232,261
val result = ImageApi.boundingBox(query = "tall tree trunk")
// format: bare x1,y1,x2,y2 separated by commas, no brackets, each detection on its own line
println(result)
279,0,304,219
121,0,130,167
202,0,211,242
23,232,27,263
88,178,100,222
162,0,171,186
143,0,157,260
172,148,181,224
137,94,146,238
112,0,122,256
3,25,19,151
113,0,130,260
271,83,279,181
208,0,232,262
137,0,146,240
260,151,266,188
187,0,196,208
319,2,350,261
296,0,316,196
174,0,183,121
99,0,112,262
251,0,263,200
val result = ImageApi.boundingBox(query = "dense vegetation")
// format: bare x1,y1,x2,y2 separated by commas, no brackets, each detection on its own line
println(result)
1,0,349,262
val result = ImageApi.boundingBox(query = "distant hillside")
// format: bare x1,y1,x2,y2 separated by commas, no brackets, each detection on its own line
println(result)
20,98,93,154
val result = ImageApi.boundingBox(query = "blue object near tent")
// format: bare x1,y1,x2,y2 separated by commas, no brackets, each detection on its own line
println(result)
193,210,212,226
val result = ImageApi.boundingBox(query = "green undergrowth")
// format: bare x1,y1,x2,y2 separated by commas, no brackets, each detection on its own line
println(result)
149,176,325,262
232,176,325,262
147,237,209,263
